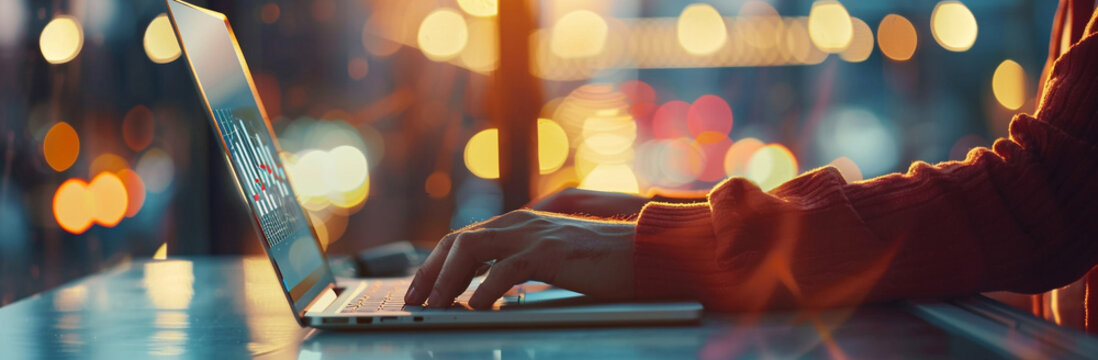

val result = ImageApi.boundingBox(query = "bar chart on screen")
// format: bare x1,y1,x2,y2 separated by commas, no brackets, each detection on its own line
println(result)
214,108,297,247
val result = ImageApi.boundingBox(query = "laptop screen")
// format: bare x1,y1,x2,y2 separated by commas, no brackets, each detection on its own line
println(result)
166,0,334,314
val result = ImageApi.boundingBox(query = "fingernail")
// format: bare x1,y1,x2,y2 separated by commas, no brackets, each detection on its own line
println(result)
404,285,416,304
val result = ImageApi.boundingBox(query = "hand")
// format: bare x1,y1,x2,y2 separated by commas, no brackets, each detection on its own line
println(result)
404,209,636,309
529,188,650,218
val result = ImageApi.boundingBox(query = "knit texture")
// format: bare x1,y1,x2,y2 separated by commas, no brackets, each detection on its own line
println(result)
635,8,1098,316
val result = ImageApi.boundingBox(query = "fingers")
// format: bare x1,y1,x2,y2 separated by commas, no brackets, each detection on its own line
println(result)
469,256,535,309
426,229,500,308
406,210,540,304
404,231,460,304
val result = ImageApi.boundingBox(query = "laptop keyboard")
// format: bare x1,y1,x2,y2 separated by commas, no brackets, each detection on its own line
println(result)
339,279,476,313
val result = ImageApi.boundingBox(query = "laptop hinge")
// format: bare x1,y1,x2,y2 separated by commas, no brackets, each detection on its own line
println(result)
304,287,339,316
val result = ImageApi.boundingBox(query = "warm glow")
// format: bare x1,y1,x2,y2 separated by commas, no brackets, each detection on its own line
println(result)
144,14,181,64
118,169,146,218
551,10,608,58
460,17,499,72
122,105,155,152
260,3,280,24
581,113,636,156
579,163,639,194
538,118,570,174
347,57,369,80
40,15,83,64
463,121,572,179
425,171,452,199
457,0,497,17
746,144,798,191
677,4,727,55
784,19,828,65
43,121,80,172
286,146,370,210
839,17,874,62
829,156,863,182
144,260,194,310
464,128,500,179
88,172,128,227
687,95,733,137
327,145,369,194
53,179,93,234
417,9,469,61
877,14,917,61
992,59,1026,110
724,137,764,177
153,242,168,260
807,1,853,53
931,1,977,52
89,153,129,177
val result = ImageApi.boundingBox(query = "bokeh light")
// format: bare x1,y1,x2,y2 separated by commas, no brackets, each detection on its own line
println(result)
538,118,569,174
260,3,280,24
460,17,499,73
144,14,181,64
137,148,175,193
285,145,371,211
579,163,640,194
839,17,874,63
746,144,798,191
652,100,691,139
327,145,369,194
877,14,917,61
815,107,898,177
581,111,636,156
931,1,977,52
828,156,863,183
0,0,27,48
992,59,1026,110
88,172,128,227
677,3,727,56
463,128,500,179
347,57,369,80
457,0,497,17
39,15,83,64
122,105,155,152
687,95,733,137
43,121,80,172
551,10,608,58
53,179,93,234
724,137,764,178
425,171,452,199
462,120,572,180
89,153,128,177
807,1,853,53
117,169,146,218
417,9,469,61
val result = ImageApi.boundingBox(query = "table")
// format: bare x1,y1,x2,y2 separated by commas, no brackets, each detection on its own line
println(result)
1,256,1095,359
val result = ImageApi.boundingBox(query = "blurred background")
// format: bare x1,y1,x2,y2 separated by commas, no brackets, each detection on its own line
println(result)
0,0,1057,318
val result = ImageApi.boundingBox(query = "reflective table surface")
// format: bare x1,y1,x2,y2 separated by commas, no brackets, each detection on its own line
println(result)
2,256,1095,359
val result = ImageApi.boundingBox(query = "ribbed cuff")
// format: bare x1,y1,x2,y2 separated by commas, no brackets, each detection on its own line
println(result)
633,201,718,300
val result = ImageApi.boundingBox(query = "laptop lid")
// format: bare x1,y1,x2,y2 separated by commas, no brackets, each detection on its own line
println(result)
164,0,336,322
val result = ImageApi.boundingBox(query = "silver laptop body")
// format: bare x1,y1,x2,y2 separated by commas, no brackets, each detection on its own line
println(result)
164,0,702,329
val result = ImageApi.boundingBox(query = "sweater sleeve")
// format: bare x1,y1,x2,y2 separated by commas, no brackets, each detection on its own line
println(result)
634,28,1098,312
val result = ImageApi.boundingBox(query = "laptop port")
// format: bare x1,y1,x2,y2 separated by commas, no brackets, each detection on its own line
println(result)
358,317,372,324
413,316,423,322
323,317,350,325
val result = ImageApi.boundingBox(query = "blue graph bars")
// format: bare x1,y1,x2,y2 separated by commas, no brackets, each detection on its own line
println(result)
214,108,297,247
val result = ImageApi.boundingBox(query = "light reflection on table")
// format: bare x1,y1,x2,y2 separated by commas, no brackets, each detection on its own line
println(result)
0,256,1062,359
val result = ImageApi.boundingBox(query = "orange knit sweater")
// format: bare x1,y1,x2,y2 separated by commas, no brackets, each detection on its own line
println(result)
634,1,1098,332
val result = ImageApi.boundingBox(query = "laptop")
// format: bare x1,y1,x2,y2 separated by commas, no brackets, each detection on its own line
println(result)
164,0,703,329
